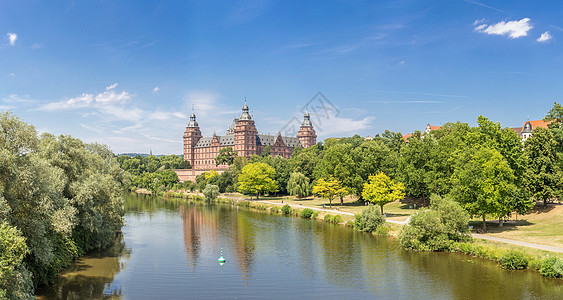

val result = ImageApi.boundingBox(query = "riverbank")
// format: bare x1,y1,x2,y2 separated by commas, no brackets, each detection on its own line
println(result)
156,190,563,279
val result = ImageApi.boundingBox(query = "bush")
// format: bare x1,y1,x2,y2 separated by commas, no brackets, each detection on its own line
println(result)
324,214,333,223
354,206,385,232
399,195,471,251
375,224,390,235
281,204,292,215
202,184,220,201
499,250,529,270
332,215,342,224
540,257,563,278
312,211,319,219
300,208,314,219
270,206,280,214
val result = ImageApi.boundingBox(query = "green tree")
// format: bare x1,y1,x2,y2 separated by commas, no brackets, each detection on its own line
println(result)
287,172,311,198
397,132,436,200
237,162,278,199
524,127,562,207
0,222,34,299
362,172,405,214
450,146,516,231
203,184,220,201
215,147,237,166
314,143,363,197
543,101,563,128
312,177,343,208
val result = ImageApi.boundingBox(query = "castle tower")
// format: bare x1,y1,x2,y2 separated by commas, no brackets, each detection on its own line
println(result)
183,112,202,168
234,100,258,158
297,111,317,148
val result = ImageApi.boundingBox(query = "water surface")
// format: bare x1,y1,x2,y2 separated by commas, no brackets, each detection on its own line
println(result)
38,194,562,299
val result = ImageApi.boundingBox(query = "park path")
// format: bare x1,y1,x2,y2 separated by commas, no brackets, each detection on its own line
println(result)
214,195,563,253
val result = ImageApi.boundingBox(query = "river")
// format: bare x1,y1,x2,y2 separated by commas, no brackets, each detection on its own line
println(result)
38,193,562,299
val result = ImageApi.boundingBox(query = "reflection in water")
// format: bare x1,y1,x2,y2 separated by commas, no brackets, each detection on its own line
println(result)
37,194,563,299
37,233,131,300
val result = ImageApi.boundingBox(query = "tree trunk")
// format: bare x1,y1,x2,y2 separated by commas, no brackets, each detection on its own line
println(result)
329,198,332,208
340,196,343,206
482,215,487,232
257,193,259,200
498,217,503,227
544,198,548,207
380,205,384,215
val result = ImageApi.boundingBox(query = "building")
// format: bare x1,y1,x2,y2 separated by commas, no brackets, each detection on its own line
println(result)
402,123,442,142
512,119,549,141
176,101,317,182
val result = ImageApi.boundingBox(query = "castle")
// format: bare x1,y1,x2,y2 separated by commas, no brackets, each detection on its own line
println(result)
177,101,316,180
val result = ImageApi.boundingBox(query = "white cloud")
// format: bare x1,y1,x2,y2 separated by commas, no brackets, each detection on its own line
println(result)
153,86,160,92
537,31,552,42
474,18,533,39
39,84,131,111
473,18,486,26
186,91,221,117
7,33,17,46
106,83,118,90
2,94,36,103
312,111,374,137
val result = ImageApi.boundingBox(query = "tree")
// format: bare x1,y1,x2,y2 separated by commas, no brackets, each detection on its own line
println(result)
215,147,237,166
287,172,311,198
543,101,563,129
312,177,343,208
450,146,517,231
237,162,278,199
314,143,363,197
397,132,436,200
0,222,34,299
524,127,562,207
362,172,405,214
203,184,220,201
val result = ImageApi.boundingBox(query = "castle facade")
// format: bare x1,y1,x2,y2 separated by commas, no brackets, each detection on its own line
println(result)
182,101,317,172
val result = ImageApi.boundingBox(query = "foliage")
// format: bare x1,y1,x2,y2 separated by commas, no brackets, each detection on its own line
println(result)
399,195,470,251
543,101,563,129
237,162,278,199
287,172,311,198
300,208,314,218
203,184,220,201
353,205,385,232
0,112,125,293
499,250,529,270
524,127,562,206
0,222,34,299
215,146,237,166
270,206,280,214
540,257,563,278
324,214,333,223
361,172,405,214
118,154,189,176
131,169,179,194
281,204,292,215
312,177,346,208
374,224,390,235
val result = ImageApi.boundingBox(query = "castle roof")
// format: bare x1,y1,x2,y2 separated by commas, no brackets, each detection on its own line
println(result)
301,111,313,127
194,134,301,148
187,112,199,127
240,100,252,120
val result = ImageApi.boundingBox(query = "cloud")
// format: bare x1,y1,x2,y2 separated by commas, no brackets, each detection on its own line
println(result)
39,84,131,111
314,111,374,137
474,18,533,39
2,94,36,103
537,31,552,42
7,33,17,46
153,86,160,92
473,18,486,26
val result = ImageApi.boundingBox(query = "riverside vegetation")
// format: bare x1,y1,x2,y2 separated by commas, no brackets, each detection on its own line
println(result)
0,112,127,299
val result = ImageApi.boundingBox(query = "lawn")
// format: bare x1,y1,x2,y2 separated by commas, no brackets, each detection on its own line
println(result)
470,202,563,249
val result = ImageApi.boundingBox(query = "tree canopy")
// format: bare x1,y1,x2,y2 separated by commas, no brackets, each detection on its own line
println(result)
237,162,278,199
361,172,405,214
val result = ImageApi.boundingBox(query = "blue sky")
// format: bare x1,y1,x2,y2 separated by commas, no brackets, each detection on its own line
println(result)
1,0,562,154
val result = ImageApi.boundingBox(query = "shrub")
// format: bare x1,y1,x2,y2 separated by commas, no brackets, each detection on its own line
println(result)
499,250,529,270
270,206,280,214
312,211,319,219
354,206,385,232
398,195,471,251
375,224,390,235
540,257,563,278
202,184,220,201
300,208,314,219
281,204,292,215
332,215,342,224
324,214,333,223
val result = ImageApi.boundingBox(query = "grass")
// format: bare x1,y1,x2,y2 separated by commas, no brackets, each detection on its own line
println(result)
469,202,563,248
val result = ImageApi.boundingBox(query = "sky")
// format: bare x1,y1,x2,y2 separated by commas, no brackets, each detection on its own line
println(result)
1,0,563,154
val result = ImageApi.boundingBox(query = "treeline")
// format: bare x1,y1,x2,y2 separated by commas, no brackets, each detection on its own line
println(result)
198,103,563,230
117,154,191,193
0,112,127,298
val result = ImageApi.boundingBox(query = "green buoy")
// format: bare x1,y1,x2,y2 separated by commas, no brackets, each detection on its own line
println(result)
218,248,226,263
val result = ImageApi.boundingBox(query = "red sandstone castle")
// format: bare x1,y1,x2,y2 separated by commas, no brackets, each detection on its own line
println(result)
183,101,317,171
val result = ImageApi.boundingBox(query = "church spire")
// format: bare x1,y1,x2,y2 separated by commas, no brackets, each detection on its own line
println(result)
240,98,252,120
187,108,199,127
